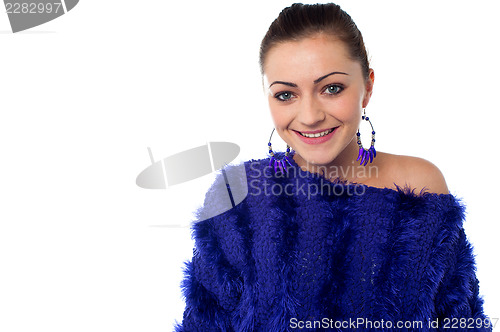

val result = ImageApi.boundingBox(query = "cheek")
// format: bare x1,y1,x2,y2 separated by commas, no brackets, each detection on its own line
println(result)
328,97,361,124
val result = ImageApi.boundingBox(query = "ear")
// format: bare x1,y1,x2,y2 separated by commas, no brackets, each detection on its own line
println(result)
362,69,375,108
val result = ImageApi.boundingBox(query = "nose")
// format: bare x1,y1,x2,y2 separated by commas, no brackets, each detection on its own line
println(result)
297,95,326,126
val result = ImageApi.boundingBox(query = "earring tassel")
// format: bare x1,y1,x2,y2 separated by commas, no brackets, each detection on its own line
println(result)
357,147,364,161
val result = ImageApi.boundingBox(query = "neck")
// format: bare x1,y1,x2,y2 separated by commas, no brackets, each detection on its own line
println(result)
293,137,369,183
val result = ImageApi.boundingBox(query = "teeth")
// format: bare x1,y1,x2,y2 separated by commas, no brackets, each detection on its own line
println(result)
300,128,335,138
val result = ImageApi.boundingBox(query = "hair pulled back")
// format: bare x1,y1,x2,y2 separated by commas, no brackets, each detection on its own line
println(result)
259,3,370,80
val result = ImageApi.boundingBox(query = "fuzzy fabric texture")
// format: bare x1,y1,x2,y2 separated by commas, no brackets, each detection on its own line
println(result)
174,152,491,332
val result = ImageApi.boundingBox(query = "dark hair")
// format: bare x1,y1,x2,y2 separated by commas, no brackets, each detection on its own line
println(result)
259,3,370,80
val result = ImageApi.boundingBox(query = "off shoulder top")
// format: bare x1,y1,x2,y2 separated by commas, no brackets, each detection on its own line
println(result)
174,151,491,331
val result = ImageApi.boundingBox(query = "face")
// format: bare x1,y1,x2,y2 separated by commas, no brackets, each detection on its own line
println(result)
263,34,374,167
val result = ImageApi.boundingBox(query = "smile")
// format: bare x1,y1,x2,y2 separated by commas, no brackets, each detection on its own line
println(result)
293,127,339,145
298,128,335,138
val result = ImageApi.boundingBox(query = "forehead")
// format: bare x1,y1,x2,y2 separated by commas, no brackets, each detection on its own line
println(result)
263,35,362,81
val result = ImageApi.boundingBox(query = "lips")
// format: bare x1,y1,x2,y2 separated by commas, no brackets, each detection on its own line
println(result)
298,127,335,138
293,127,339,145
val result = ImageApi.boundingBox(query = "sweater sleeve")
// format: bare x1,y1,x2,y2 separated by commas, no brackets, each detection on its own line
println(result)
174,166,248,332
434,224,492,331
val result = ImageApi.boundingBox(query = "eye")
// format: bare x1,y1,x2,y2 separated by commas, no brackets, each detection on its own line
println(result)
323,84,344,95
274,91,294,102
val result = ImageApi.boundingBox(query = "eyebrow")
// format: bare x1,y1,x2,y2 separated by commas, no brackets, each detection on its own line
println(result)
268,71,348,89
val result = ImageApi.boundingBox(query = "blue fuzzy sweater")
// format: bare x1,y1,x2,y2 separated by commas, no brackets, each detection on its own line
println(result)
175,152,491,331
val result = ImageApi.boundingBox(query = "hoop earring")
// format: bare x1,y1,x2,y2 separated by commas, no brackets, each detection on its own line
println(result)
268,128,293,174
356,109,376,166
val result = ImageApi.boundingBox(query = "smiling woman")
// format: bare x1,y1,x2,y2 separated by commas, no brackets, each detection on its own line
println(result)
174,3,492,331
264,35,373,171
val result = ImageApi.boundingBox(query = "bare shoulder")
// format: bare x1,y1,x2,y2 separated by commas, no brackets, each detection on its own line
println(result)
375,152,449,195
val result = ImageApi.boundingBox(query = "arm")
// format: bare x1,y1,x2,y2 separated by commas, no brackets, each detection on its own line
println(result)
175,218,243,332
434,226,492,331
175,167,248,332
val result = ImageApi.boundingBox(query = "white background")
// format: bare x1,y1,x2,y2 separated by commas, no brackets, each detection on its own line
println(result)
0,0,498,331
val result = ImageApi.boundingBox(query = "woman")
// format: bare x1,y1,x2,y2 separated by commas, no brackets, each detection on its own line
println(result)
175,3,491,331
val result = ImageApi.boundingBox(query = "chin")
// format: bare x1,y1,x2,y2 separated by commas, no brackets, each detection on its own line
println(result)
296,150,336,167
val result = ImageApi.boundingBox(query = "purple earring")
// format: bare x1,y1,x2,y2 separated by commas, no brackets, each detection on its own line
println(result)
356,109,377,166
268,128,293,174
